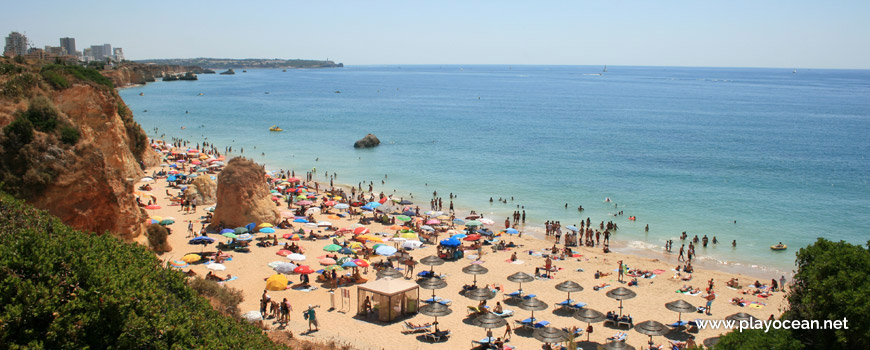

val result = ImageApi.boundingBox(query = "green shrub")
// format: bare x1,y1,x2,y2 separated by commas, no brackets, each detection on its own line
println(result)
42,69,70,89
188,277,245,318
0,193,287,349
1,73,38,97
21,96,60,132
63,65,113,87
59,125,80,145
2,116,34,149
118,102,147,160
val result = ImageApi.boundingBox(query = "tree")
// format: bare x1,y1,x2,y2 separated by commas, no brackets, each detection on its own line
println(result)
784,238,870,349
714,328,803,350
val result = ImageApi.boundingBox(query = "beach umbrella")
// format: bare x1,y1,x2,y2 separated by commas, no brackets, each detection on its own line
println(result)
169,260,188,268
519,297,549,320
338,247,354,255
726,312,758,323
463,234,482,241
418,277,448,298
461,264,489,286
465,220,482,227
159,219,175,225
533,327,569,344
353,227,370,235
265,274,289,291
421,255,445,273
236,233,253,241
286,253,306,261
505,228,519,235
507,271,535,291
473,312,507,344
479,218,495,226
141,177,154,182
353,259,370,267
293,218,309,223
419,302,452,328
323,265,343,271
400,232,419,240
566,225,579,232
420,225,435,232
366,201,381,208
665,300,697,322
274,263,297,274
317,221,333,227
145,204,161,210
425,219,441,225
376,267,403,279
189,236,215,245
268,261,286,269
220,228,234,234
703,337,720,348
276,250,292,257
181,254,202,263
398,200,413,205
323,244,342,252
286,233,303,240
573,308,607,342
634,320,670,347
259,227,276,233
242,311,263,322
603,341,636,350
341,260,358,268
453,219,465,225
234,227,248,234
465,287,495,301
207,263,226,271
606,287,637,317
334,203,349,210
440,238,461,247
319,258,336,266
395,215,411,222
303,222,318,229
294,265,315,274
336,256,352,265
555,280,584,303
375,245,398,256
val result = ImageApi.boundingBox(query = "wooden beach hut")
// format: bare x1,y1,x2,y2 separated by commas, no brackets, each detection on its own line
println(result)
357,277,420,322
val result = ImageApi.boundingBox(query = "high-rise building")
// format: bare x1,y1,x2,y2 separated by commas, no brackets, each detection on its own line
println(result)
4,31,29,57
113,48,124,61
60,37,75,56
44,46,64,56
83,47,93,61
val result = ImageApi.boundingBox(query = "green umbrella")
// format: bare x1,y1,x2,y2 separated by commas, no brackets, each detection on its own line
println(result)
159,219,175,225
396,215,412,222
234,227,248,234
324,265,343,271
466,220,482,227
323,244,342,252
373,243,386,250
221,232,238,239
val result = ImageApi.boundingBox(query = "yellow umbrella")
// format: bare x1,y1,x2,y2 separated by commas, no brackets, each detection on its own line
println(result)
181,254,201,263
328,215,341,220
358,234,384,243
401,233,419,240
265,274,289,291
348,242,363,249
150,216,164,222
333,196,342,200
258,223,274,228
437,215,450,220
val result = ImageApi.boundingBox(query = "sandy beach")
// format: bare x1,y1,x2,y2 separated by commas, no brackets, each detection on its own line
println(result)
139,143,787,350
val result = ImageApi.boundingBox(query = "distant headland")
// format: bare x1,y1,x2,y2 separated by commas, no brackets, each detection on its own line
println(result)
134,58,343,69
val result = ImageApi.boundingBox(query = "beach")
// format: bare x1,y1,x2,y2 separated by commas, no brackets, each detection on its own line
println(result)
139,140,788,350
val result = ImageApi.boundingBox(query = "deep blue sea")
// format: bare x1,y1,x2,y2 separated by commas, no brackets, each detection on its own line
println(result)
120,65,870,277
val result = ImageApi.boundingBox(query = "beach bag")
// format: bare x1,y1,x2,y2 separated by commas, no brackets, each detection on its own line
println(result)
303,311,308,320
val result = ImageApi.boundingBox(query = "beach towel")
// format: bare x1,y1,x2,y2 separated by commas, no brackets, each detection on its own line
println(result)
292,285,319,292
218,276,238,284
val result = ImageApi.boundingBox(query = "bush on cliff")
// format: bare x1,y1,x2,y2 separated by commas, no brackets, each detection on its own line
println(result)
145,223,171,253
0,193,287,349
117,101,148,160
22,96,60,132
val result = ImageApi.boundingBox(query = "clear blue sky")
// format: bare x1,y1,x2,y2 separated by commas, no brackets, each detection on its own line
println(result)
3,0,869,68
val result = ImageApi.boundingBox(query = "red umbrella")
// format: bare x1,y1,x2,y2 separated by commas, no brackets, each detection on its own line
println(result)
286,177,301,182
145,204,161,210
323,200,336,206
294,265,315,274
378,197,388,204
277,250,292,257
463,234,482,241
353,227,370,235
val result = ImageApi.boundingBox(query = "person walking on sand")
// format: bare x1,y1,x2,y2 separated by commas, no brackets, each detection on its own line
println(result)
617,260,625,283
503,322,512,340
678,245,685,262
304,305,320,332
705,293,715,315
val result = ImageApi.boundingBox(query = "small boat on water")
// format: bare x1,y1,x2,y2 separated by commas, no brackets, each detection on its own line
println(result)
771,243,787,251
269,125,283,132
139,92,144,96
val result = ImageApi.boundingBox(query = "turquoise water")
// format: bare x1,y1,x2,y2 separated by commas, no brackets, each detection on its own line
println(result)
120,66,870,276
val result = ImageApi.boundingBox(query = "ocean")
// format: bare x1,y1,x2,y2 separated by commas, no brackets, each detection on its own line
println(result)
120,65,870,277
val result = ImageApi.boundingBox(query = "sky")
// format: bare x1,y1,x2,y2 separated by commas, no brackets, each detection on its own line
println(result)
3,0,869,69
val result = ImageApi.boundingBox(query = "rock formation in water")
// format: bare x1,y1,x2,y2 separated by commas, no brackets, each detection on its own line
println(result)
209,157,278,228
102,62,204,87
353,133,381,148
0,58,159,239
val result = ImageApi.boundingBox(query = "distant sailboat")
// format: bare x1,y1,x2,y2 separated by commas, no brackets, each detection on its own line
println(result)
603,65,607,73
792,68,797,74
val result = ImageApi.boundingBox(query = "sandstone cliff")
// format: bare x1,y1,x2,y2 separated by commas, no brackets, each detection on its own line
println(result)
209,157,278,228
102,62,204,87
0,58,157,239
188,175,217,205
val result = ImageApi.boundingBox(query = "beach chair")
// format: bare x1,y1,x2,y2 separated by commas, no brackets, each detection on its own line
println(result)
603,314,617,327
606,332,628,342
471,337,495,348
423,296,442,304
492,309,514,317
556,299,575,310
522,294,537,300
618,316,633,329
437,299,452,306
515,317,537,329
503,290,523,302
401,321,432,334
533,320,551,328
424,330,451,342
570,302,588,310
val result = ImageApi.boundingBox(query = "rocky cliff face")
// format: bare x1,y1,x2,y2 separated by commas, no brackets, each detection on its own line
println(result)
354,133,381,148
0,58,157,239
103,63,204,87
209,157,278,228
188,175,217,205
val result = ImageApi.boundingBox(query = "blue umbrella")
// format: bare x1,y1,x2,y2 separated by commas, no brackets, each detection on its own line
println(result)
334,203,349,209
375,245,398,256
399,200,413,205
506,228,520,235
451,233,467,240
245,222,256,232
259,227,276,233
236,233,253,241
366,202,381,208
293,218,309,223
341,261,359,268
402,210,416,217
167,175,177,182
338,247,354,255
566,226,579,232
453,219,465,225
361,205,374,211
220,228,234,234
169,163,178,168
440,238,461,247
189,236,215,244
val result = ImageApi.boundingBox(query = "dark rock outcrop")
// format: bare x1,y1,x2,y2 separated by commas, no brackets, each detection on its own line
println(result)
353,134,381,148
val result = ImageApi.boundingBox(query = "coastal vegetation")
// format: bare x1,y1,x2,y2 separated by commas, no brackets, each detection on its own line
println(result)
715,238,870,349
0,192,288,349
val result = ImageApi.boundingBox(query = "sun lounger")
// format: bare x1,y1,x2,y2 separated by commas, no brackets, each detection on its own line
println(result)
515,317,537,329
424,330,451,342
556,299,575,309
522,294,537,300
534,320,551,328
423,296,442,304
606,332,627,342
618,317,633,328
492,309,514,317
401,321,432,334
471,337,496,348
571,302,587,309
